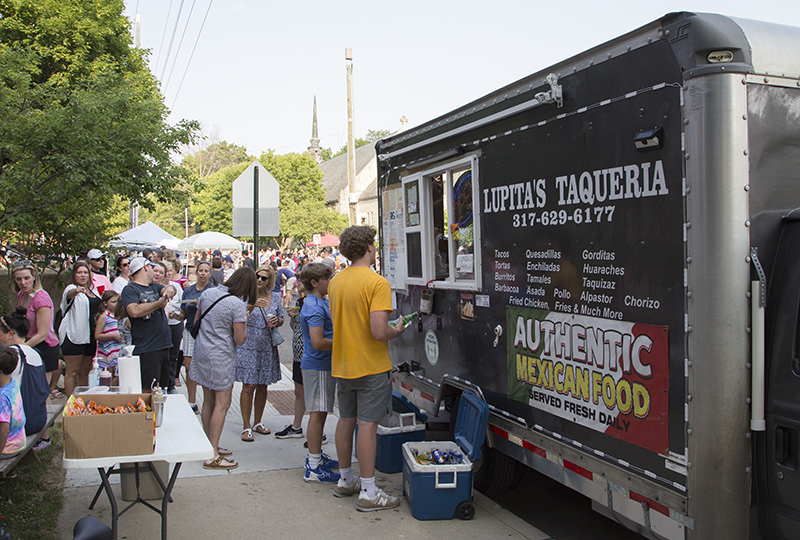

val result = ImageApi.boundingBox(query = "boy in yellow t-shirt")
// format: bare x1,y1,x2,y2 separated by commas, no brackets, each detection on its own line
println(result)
329,226,405,512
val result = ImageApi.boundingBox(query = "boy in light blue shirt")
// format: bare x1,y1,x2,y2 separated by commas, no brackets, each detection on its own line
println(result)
0,344,26,455
299,263,340,482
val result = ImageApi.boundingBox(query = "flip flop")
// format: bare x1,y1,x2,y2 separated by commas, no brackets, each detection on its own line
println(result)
253,423,271,435
218,447,233,456
242,428,254,442
50,390,65,399
203,456,238,470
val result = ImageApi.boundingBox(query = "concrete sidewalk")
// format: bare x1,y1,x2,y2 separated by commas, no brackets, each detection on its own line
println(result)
57,326,550,540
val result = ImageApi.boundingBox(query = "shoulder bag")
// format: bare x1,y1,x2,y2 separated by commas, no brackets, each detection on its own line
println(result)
14,345,50,435
190,294,232,339
53,296,75,334
261,307,285,346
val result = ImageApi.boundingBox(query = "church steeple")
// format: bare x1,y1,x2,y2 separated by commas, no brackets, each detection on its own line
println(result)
308,94,322,164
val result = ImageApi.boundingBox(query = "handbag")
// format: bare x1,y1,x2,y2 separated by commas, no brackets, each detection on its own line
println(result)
14,345,50,435
261,308,285,346
190,294,232,339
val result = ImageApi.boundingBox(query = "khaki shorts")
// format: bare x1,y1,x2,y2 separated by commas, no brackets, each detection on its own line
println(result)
284,276,297,293
336,371,392,423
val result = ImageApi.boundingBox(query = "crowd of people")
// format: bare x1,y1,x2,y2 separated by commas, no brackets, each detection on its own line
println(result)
0,230,403,513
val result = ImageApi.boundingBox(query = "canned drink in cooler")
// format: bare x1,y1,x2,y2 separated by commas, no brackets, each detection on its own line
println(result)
431,449,447,464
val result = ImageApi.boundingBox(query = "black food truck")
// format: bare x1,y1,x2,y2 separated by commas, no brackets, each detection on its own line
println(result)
376,12,800,540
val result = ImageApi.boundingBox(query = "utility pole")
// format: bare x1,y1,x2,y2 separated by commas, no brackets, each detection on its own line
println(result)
346,48,357,226
130,13,142,229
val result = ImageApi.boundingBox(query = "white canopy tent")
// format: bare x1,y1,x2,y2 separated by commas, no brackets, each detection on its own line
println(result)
177,231,242,252
109,221,181,249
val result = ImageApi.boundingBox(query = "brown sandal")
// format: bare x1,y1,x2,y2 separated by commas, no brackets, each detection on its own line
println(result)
203,456,238,470
242,429,254,442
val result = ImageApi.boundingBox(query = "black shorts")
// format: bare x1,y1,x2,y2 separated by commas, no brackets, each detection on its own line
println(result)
35,342,60,372
139,349,171,392
292,360,303,385
61,337,96,357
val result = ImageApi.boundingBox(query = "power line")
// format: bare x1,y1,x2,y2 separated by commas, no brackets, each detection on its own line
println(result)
163,0,198,92
159,0,186,82
170,0,214,111
155,0,175,76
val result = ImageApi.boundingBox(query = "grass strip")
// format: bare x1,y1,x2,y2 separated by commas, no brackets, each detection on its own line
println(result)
0,421,65,540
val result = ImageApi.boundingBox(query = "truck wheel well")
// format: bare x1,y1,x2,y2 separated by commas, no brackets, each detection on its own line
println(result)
446,392,516,497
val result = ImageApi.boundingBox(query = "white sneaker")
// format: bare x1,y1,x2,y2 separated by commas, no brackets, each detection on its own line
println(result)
356,488,400,512
333,478,361,498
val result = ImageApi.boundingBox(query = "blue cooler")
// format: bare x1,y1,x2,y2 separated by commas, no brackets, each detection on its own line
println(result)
376,412,426,473
402,390,490,520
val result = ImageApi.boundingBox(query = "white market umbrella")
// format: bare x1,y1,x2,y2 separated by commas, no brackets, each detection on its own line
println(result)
178,231,242,252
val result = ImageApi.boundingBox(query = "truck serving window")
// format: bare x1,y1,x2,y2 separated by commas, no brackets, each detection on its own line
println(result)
401,156,481,290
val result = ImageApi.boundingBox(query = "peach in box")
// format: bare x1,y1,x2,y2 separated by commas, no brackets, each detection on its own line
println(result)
63,393,155,459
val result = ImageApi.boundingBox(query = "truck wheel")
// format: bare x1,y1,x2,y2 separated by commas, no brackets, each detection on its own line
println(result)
508,460,537,490
457,501,475,520
474,447,516,496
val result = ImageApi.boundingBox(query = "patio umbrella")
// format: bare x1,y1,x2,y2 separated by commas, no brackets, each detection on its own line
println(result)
306,234,340,247
178,231,242,251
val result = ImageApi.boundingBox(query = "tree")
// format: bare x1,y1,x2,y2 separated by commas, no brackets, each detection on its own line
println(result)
182,138,251,181
190,162,249,235
280,199,349,247
329,129,390,159
190,151,348,247
258,151,348,246
0,0,197,268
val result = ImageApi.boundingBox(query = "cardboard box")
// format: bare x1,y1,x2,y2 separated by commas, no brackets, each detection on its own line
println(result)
63,393,155,459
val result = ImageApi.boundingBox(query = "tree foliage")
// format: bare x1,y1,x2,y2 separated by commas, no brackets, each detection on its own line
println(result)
182,140,251,181
0,0,197,267
258,151,348,245
189,151,348,247
330,129,390,159
190,161,249,235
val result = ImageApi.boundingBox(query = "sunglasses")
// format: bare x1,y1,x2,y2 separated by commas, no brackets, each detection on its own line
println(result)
257,275,270,281
120,263,129,268
12,259,32,268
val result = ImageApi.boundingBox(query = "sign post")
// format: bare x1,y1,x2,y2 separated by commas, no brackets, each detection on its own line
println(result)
253,165,259,252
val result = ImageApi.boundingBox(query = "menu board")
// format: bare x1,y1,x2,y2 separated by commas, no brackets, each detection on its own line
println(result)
382,186,407,291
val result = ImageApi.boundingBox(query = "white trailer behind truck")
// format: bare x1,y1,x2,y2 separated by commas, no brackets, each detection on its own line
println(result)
376,12,800,539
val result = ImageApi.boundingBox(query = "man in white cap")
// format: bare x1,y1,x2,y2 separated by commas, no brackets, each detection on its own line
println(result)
87,249,113,294
121,257,177,392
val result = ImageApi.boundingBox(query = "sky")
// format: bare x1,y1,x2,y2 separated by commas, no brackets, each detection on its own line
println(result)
122,0,800,159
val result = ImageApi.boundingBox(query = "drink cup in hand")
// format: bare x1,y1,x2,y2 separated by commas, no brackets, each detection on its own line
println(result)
267,314,278,327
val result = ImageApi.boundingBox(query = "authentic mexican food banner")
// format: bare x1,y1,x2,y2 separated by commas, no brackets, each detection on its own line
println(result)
507,307,669,455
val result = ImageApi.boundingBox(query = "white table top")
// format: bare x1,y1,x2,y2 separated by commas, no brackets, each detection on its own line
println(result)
63,394,214,469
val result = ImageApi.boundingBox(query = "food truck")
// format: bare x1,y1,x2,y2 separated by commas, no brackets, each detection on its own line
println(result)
376,11,800,539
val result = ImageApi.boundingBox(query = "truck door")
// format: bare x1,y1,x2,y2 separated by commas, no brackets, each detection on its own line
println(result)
762,212,800,539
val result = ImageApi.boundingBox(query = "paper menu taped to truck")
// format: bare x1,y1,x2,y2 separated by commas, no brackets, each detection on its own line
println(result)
382,186,407,291
507,307,669,455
